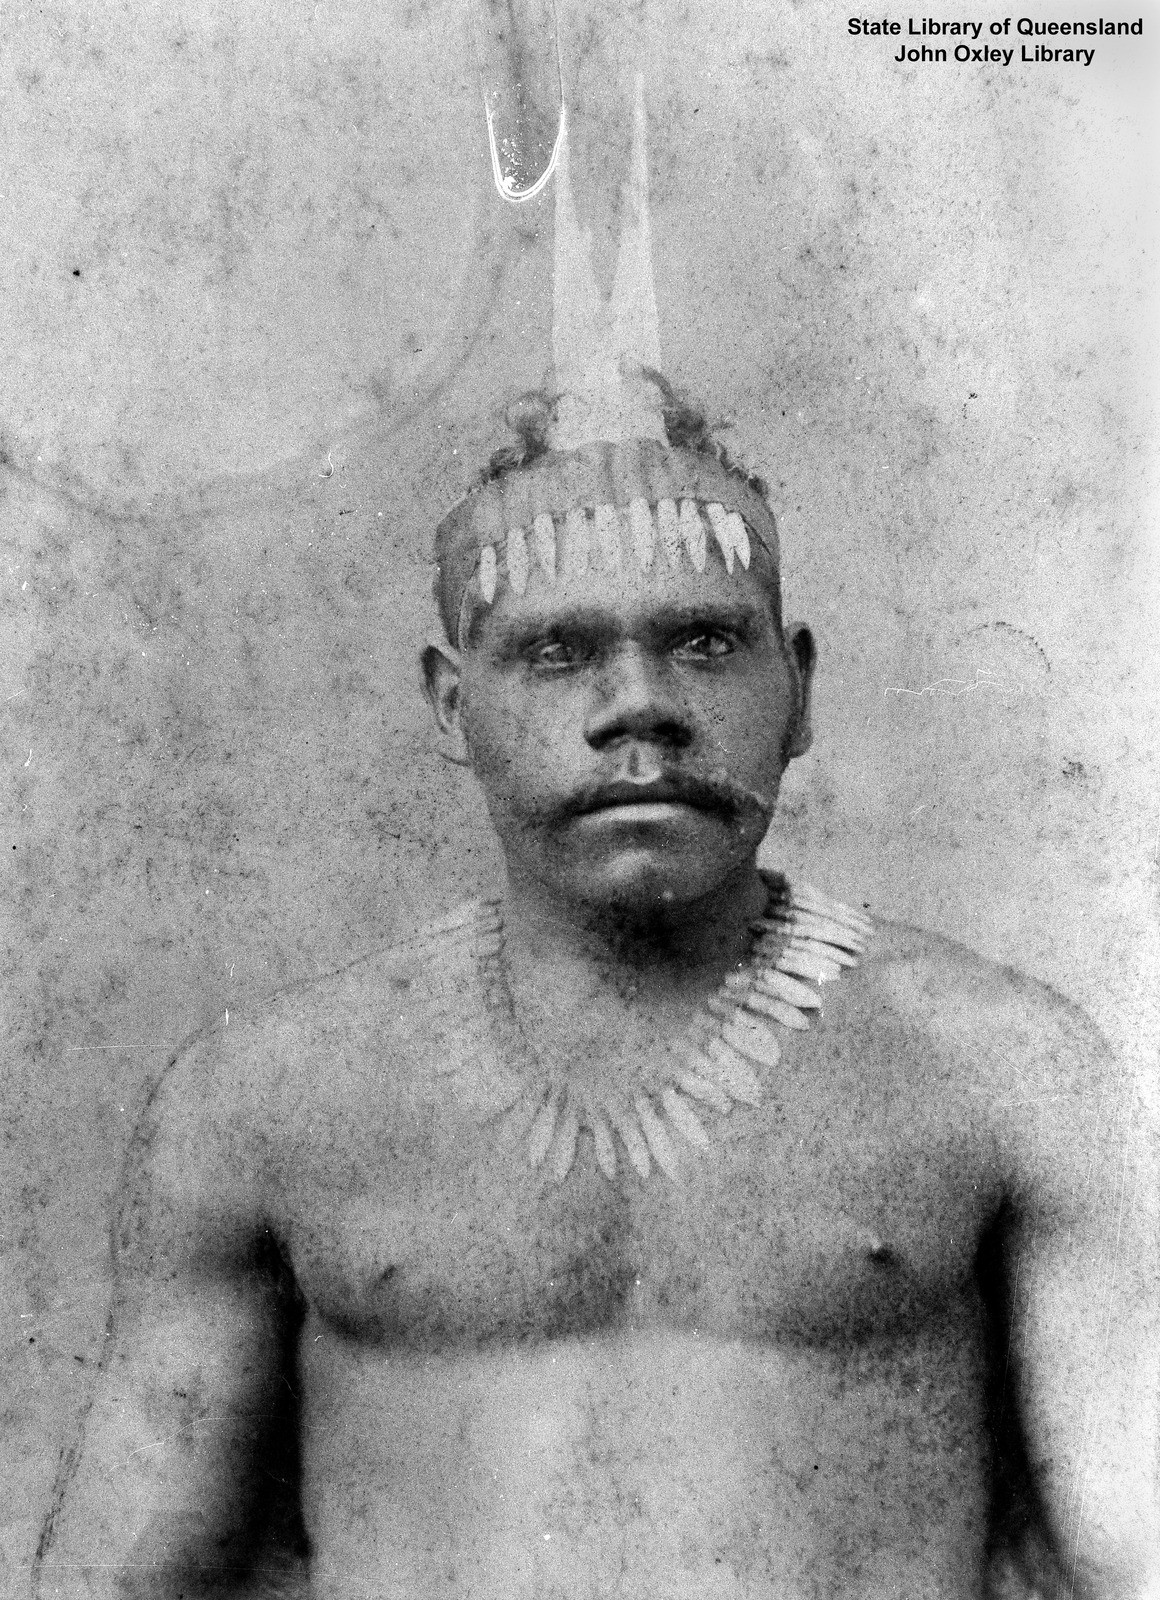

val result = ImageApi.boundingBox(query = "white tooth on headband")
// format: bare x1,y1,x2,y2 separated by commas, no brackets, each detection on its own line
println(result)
657,498,682,566
532,513,556,582
563,508,590,577
679,499,707,573
706,503,735,574
479,544,498,603
630,497,655,570
507,526,529,595
595,503,621,572
726,510,751,569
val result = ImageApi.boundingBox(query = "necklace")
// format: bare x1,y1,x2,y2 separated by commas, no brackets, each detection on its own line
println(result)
473,873,872,1185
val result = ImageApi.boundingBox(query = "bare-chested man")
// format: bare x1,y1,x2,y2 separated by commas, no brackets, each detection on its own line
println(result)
35,373,1159,1599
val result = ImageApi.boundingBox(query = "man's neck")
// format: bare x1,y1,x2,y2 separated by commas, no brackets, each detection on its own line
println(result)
498,860,772,1025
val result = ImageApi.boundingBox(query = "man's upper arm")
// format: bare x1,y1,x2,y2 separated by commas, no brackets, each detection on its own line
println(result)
35,1026,295,1599
1003,997,1160,1598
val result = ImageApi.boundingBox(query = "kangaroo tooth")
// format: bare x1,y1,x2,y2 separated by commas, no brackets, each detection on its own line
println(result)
783,914,865,952
662,1086,710,1149
635,1094,681,1181
479,544,498,603
549,1101,579,1182
788,937,859,968
591,1114,617,1180
677,1070,732,1114
706,502,735,574
793,882,873,933
721,1015,781,1070
792,907,872,943
777,949,842,984
679,499,707,572
507,526,530,595
738,989,811,1030
527,1095,558,1167
755,968,823,1010
724,971,756,992
609,1104,651,1178
423,901,489,936
726,510,750,569
695,1038,763,1106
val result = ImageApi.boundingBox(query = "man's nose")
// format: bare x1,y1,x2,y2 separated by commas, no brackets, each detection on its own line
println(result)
584,645,694,752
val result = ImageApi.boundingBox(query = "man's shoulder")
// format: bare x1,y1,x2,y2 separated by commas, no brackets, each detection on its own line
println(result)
772,874,1067,1048
852,912,1114,1178
120,900,496,1255
177,897,494,1110
264,894,488,1028
861,914,1101,1064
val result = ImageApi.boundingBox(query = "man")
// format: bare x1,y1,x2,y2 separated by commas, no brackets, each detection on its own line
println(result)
33,371,1160,1597
34,62,1160,1590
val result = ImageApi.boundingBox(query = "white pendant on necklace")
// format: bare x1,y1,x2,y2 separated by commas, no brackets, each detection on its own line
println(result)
677,1070,732,1115
550,1101,580,1184
661,1085,710,1149
634,1094,681,1181
720,1013,782,1071
527,1096,559,1167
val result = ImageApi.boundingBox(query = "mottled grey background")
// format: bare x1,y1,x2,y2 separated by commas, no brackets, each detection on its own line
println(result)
2,0,1156,1583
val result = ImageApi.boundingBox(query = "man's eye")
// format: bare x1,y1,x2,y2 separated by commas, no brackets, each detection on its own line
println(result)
672,631,736,661
526,639,580,670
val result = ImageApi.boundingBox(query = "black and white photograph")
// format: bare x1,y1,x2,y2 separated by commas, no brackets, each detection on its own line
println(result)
3,2,1158,1596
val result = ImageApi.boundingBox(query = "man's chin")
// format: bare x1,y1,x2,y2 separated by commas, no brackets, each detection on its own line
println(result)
543,831,758,919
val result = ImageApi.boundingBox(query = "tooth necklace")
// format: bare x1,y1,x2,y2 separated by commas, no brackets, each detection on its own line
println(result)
474,872,872,1185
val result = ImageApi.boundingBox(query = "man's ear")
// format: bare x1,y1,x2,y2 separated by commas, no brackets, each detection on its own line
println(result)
421,642,472,765
784,623,816,760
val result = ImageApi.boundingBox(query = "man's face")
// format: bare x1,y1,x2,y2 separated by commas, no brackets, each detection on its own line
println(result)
425,543,814,918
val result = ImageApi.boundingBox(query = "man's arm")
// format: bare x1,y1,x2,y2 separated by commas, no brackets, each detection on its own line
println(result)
1003,1000,1160,1599
34,1029,296,1599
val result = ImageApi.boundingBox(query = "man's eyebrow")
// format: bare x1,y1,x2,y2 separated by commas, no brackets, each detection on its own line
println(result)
647,599,768,630
473,598,774,652
483,597,770,650
490,604,613,640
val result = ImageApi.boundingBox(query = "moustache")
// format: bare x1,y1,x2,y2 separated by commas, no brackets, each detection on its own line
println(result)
545,766,777,827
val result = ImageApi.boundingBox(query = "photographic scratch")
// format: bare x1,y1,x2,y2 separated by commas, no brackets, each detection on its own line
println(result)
485,99,564,205
884,671,1044,700
65,1045,171,1052
476,0,564,204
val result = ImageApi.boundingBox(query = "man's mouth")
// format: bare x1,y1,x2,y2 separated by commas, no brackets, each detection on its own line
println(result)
566,772,743,820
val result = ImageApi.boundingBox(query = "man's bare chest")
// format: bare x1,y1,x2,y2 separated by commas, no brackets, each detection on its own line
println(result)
275,1037,994,1355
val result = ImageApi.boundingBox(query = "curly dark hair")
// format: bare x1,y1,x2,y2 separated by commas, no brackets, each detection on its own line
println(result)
474,371,770,503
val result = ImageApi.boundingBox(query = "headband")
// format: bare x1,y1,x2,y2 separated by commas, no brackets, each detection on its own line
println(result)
435,438,778,634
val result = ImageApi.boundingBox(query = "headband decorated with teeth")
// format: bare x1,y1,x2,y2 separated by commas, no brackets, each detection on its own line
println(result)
434,436,778,629
434,78,779,638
